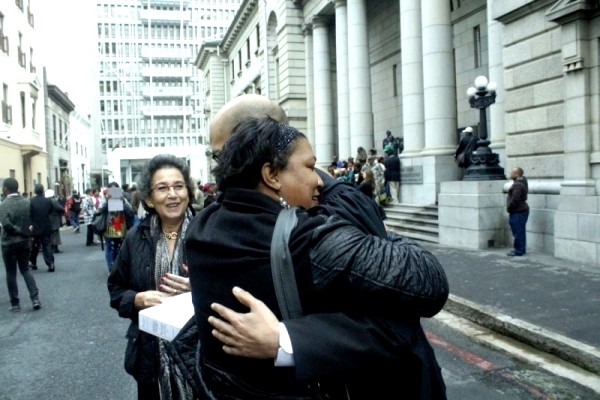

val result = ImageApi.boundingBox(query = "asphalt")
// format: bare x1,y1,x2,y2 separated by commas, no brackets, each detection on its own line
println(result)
420,242,600,376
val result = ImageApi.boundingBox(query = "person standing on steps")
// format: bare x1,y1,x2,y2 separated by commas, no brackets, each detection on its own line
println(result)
29,184,61,272
0,178,41,312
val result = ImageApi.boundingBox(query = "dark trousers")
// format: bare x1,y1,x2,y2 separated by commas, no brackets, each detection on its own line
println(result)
30,234,54,267
509,210,529,255
2,241,39,307
86,224,94,245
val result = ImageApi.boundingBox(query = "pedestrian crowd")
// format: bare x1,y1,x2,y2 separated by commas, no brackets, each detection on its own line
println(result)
1,94,530,400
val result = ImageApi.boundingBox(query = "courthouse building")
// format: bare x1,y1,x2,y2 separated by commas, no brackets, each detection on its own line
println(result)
197,0,600,266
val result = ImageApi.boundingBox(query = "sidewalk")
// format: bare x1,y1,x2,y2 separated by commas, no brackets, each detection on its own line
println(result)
421,242,600,375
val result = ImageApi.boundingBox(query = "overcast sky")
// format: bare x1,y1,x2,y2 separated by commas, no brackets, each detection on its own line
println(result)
34,0,97,115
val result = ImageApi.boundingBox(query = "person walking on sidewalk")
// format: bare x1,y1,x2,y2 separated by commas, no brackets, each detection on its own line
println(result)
45,189,65,254
507,167,529,257
82,188,97,246
29,184,60,272
66,190,82,233
0,178,41,311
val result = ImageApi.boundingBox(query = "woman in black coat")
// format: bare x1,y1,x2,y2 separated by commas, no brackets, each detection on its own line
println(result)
186,117,448,399
108,154,195,400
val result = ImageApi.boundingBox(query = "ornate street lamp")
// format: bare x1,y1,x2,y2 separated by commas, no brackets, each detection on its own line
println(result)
464,76,506,180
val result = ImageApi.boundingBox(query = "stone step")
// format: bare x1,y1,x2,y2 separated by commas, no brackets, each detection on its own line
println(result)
383,203,439,244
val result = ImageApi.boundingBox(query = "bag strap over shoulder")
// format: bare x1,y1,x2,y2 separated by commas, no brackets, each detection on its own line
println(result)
270,207,303,320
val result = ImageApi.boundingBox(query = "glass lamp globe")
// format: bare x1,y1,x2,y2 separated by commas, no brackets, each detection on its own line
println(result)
474,76,488,90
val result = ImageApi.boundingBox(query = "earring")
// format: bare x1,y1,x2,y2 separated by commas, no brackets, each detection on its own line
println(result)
278,196,290,209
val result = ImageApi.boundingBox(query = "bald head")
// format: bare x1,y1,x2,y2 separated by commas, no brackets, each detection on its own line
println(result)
209,94,288,152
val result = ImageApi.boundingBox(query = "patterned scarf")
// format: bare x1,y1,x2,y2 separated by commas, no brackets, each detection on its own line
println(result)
150,208,195,400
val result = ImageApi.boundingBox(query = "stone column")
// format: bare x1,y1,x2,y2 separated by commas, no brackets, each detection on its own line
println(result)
399,0,424,156
347,0,373,154
487,0,505,150
421,0,456,154
302,23,315,148
312,17,334,165
335,0,350,159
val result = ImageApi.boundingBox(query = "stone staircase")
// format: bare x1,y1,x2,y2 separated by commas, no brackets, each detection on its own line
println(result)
383,203,439,244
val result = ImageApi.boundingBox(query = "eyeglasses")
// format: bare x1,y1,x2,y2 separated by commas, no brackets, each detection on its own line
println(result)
151,183,186,195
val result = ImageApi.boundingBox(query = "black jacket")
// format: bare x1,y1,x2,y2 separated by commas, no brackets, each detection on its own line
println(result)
384,155,401,182
186,188,449,399
107,217,160,383
30,194,61,236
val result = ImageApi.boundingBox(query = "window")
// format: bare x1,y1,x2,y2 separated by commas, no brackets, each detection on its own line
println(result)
246,38,251,65
393,64,398,97
256,24,260,49
473,26,481,68
20,92,25,128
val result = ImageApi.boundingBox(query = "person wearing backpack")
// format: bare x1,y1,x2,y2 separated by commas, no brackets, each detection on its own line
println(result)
66,190,82,233
454,127,479,169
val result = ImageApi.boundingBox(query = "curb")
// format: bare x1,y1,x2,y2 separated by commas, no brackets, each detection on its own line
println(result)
444,294,600,375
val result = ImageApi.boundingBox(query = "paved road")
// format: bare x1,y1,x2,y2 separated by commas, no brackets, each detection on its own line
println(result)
0,228,135,400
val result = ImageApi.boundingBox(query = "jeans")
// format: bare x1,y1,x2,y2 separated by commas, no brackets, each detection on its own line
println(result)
509,210,529,255
70,211,80,229
2,241,39,306
104,237,123,272
30,234,54,267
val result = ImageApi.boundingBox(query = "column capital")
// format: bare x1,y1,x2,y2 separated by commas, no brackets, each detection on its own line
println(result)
302,23,313,35
335,0,347,8
311,15,329,28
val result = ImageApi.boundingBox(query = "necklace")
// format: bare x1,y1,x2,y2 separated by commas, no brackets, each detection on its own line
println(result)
164,231,178,240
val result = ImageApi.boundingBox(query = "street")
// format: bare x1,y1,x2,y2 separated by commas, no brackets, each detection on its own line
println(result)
0,228,597,399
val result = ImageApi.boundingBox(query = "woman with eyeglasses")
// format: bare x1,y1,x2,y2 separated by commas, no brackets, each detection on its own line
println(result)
108,154,196,400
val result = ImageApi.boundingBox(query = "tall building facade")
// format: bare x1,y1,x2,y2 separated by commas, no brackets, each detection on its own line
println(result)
197,0,600,266
96,0,241,186
0,0,46,195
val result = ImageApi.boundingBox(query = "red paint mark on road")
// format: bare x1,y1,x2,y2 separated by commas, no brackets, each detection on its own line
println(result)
425,330,553,400
426,331,496,370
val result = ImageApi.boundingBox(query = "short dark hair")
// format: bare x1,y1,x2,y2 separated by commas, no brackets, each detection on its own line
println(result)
213,116,305,192
3,178,19,193
136,154,194,214
34,184,44,196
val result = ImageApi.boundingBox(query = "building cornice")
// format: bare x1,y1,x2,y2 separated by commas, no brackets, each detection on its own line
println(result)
221,0,258,53
47,85,75,113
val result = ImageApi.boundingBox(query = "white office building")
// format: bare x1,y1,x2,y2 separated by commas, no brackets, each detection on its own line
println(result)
96,0,241,186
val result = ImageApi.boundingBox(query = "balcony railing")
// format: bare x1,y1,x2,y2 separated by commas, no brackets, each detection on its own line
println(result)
1,101,13,125
0,33,8,54
141,66,192,78
141,47,190,60
18,48,26,68
140,9,191,24
142,86,192,97
27,6,34,27
141,105,193,116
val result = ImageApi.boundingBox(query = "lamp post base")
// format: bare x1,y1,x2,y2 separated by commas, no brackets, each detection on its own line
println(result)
463,149,506,181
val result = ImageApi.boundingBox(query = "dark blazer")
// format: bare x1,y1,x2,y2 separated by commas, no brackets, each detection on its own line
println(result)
455,134,479,167
48,198,65,230
29,194,60,236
